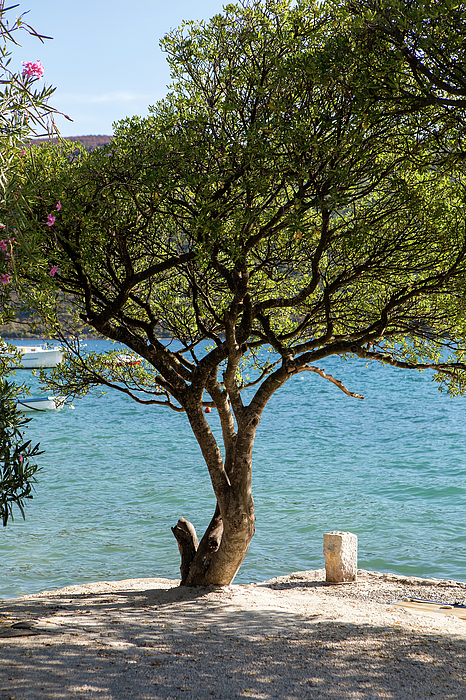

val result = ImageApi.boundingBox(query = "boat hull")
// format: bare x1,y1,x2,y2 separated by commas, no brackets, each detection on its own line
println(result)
17,396,65,412
1,345,64,368
18,349,63,368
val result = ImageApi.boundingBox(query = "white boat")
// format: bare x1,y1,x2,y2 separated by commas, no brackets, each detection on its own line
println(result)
2,344,64,369
106,353,141,367
16,396,66,412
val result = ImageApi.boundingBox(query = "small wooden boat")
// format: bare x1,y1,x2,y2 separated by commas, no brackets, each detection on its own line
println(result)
17,396,66,412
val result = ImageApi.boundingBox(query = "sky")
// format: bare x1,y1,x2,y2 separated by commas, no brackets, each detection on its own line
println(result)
10,0,228,137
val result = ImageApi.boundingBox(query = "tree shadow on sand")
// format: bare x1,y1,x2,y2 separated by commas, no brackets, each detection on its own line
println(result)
0,584,464,699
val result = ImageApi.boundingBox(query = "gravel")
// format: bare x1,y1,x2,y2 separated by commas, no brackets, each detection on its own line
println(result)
261,568,466,605
0,569,465,699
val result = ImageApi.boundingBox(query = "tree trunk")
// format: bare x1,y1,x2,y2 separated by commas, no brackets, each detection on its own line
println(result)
172,493,255,586
172,393,258,586
171,517,199,583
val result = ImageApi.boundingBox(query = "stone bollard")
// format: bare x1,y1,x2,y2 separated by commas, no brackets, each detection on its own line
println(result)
323,531,358,583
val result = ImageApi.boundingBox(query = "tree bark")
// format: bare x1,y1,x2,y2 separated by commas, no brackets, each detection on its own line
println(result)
172,403,258,586
171,517,199,584
173,496,255,586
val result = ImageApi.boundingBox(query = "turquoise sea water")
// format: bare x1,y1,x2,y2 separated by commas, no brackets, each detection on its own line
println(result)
1,339,465,598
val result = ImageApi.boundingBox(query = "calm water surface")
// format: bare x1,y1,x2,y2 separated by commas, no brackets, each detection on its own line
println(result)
1,340,465,597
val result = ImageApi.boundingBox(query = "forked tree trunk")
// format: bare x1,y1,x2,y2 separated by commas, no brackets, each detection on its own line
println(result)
172,410,257,586
172,492,255,586
169,370,262,586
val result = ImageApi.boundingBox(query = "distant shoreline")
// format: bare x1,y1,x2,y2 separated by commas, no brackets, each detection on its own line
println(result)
1,331,172,341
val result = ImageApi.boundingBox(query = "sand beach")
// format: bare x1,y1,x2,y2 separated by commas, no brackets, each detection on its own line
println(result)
0,568,465,699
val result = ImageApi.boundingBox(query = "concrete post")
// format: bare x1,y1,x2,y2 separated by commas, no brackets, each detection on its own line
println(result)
323,531,358,583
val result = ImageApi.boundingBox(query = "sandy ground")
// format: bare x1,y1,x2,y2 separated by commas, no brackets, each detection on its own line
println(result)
0,569,465,699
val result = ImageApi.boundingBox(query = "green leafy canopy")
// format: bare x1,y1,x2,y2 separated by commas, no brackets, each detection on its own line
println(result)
14,0,466,402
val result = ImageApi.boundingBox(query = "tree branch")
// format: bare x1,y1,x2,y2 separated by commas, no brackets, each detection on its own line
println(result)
297,365,364,399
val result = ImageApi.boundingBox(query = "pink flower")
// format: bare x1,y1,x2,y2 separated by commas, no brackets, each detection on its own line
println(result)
56,201,61,211
19,455,23,464
22,60,44,79
0,273,10,285
0,240,7,252
46,214,56,227
0,224,5,229
20,150,26,156
49,265,58,277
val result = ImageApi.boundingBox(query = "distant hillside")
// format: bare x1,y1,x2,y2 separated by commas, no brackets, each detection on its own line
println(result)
33,134,113,150
1,295,170,340
1,294,102,339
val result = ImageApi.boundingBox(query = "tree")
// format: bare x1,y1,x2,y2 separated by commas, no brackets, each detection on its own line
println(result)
345,0,466,172
0,1,66,523
347,0,466,109
19,0,466,585
0,379,42,525
0,0,69,322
